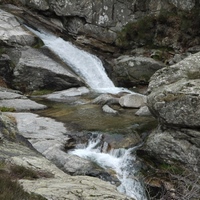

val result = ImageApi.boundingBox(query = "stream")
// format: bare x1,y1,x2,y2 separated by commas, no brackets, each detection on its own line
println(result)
27,26,154,199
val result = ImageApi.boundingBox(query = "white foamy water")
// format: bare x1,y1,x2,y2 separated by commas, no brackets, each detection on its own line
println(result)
70,133,147,200
26,27,130,94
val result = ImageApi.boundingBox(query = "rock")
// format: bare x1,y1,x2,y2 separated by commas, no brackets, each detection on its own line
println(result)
113,55,165,87
168,53,191,65
147,52,200,128
21,0,49,10
44,86,90,101
135,106,152,116
0,88,46,111
0,54,13,84
19,176,132,200
0,136,130,200
144,51,200,177
20,0,197,47
169,0,195,10
0,9,37,46
0,90,23,99
119,93,147,108
92,94,119,105
143,126,200,172
102,105,118,114
9,46,82,92
8,112,118,182
0,99,46,111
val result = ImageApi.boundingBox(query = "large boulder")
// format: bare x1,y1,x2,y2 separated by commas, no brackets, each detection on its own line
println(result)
143,126,200,172
9,46,82,92
0,9,37,46
113,55,165,87
147,52,200,128
144,52,200,175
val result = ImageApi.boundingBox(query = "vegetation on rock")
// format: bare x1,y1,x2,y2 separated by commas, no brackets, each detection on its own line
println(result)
0,161,47,200
116,7,200,57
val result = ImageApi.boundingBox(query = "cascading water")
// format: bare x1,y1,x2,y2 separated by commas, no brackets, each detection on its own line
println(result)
26,26,145,199
26,27,130,94
70,133,147,200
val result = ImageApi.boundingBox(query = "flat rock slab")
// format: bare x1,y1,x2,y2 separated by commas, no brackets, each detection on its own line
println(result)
44,86,90,101
0,99,46,111
0,91,23,99
20,177,132,200
0,87,46,111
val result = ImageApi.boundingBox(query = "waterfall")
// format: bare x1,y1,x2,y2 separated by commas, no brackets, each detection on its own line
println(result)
70,133,147,200
26,27,130,94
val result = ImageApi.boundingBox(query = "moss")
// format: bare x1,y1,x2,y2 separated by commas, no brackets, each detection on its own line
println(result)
0,47,5,56
10,165,39,180
159,162,185,175
32,38,44,49
187,71,200,79
31,89,54,96
162,93,185,102
0,107,16,112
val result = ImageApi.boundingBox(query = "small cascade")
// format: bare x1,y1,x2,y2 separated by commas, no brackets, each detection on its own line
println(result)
26,27,130,94
70,133,147,200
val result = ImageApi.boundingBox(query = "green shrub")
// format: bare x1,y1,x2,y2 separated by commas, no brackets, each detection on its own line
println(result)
116,15,156,48
116,6,200,50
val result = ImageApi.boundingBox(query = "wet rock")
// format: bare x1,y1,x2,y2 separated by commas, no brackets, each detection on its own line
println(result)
102,105,118,114
119,93,147,108
92,94,119,105
0,9,37,46
113,55,165,87
10,46,82,92
135,106,152,116
44,86,90,101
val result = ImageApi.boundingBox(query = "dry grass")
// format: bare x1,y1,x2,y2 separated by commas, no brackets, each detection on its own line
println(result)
0,161,49,200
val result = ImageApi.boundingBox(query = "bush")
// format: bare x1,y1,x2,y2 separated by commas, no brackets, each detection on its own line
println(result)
116,15,156,48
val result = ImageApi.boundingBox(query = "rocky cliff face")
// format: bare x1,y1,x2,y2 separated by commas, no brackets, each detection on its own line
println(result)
19,0,198,46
